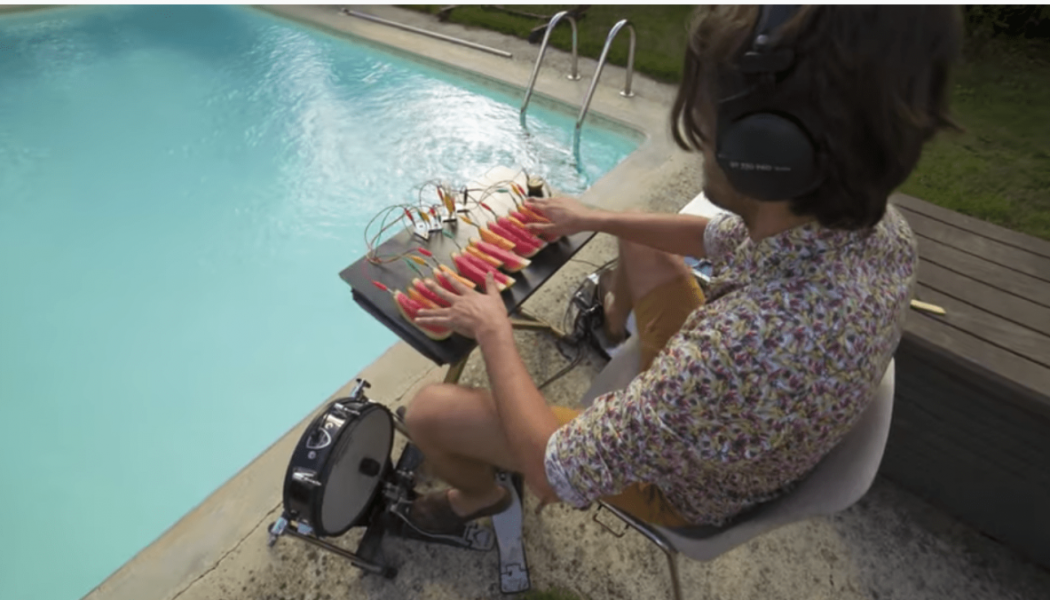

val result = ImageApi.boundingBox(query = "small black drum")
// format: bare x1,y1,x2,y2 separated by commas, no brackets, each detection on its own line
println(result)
281,381,394,538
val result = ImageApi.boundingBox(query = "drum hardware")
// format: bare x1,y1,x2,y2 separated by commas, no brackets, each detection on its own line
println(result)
492,471,531,594
268,377,523,588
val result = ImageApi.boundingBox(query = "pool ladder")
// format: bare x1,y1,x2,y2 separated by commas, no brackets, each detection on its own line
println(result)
519,14,637,163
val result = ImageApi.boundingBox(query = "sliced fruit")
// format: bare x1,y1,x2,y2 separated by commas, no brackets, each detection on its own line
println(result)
432,269,458,294
412,278,450,307
465,244,503,268
438,264,476,290
459,251,515,288
489,222,540,258
511,209,544,225
472,238,531,272
407,287,438,310
507,214,559,243
499,216,545,247
479,226,516,251
518,206,551,223
453,253,493,290
453,252,513,292
393,290,451,340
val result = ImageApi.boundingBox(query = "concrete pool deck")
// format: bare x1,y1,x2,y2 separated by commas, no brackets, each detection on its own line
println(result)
78,5,1050,600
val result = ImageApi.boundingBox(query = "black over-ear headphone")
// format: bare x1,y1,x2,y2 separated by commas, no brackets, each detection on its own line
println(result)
715,5,826,201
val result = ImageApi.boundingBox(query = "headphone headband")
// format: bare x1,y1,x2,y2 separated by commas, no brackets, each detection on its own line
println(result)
739,5,799,76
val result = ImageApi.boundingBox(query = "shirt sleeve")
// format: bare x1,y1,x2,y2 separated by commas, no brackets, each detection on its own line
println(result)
703,212,747,263
543,325,736,508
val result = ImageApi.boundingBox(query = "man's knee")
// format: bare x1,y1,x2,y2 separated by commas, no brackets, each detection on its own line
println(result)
617,236,690,274
404,383,456,442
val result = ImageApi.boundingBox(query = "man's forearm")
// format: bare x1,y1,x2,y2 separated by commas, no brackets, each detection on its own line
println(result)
476,324,561,503
585,210,710,258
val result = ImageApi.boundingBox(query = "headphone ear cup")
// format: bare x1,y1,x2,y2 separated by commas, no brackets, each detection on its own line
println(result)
716,113,820,201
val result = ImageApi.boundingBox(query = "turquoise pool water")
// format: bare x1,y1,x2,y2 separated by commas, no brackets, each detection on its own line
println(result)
0,6,638,600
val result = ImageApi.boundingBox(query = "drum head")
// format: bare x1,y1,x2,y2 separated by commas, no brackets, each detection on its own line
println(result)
316,405,393,536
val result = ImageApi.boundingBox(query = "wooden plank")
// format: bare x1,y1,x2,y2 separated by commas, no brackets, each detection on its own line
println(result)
914,285,1050,368
902,210,1050,282
895,347,1050,470
882,415,1050,569
902,315,1050,419
917,261,1050,337
892,193,1050,260
889,397,1049,488
915,237,1050,307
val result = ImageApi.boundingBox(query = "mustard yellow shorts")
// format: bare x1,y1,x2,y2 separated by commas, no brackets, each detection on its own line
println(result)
552,274,705,527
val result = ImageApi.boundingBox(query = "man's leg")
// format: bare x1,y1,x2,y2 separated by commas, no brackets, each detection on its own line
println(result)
604,237,703,369
404,383,517,521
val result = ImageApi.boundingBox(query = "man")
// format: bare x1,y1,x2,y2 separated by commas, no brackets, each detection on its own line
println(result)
403,5,962,534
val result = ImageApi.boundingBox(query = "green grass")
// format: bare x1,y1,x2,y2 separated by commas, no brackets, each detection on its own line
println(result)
406,5,693,82
900,38,1050,241
403,6,1050,241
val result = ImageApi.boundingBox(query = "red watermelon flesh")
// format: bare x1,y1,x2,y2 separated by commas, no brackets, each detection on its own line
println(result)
489,223,540,257
453,253,494,290
498,216,545,247
473,239,530,272
393,290,451,340
511,210,559,242
460,251,514,287
412,278,450,307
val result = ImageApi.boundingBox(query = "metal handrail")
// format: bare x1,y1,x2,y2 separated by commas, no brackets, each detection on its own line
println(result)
519,11,580,126
341,9,513,59
573,20,636,160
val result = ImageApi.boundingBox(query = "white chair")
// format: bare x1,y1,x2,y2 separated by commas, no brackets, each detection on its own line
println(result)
578,336,896,600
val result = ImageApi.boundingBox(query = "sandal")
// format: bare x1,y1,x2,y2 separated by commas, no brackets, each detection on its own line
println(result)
406,488,513,537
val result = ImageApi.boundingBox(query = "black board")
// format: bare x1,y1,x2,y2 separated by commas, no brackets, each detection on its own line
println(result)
340,228,593,366
338,166,594,368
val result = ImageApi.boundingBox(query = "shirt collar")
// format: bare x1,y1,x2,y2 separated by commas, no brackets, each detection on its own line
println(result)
744,220,862,275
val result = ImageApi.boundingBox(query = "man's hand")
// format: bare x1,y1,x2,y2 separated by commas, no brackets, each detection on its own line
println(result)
524,196,599,238
417,272,511,341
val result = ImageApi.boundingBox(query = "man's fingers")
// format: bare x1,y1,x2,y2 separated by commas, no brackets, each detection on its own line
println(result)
524,199,548,213
415,315,452,329
525,222,554,233
416,308,450,321
484,272,499,297
425,278,457,302
448,272,473,295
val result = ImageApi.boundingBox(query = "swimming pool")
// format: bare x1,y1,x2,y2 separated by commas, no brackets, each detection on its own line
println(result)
0,5,639,600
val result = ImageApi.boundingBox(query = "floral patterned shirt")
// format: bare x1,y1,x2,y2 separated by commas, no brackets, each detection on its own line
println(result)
544,207,917,525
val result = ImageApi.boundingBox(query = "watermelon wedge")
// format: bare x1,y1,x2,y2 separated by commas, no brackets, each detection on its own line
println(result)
437,264,476,290
393,290,451,340
470,238,531,272
433,269,458,294
498,216,545,247
458,251,515,288
465,244,503,269
509,213,560,243
407,287,438,310
521,205,551,223
453,252,511,292
489,222,540,258
479,227,516,251
413,278,450,307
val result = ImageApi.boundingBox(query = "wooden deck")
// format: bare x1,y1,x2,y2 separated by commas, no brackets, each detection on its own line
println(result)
883,193,1050,569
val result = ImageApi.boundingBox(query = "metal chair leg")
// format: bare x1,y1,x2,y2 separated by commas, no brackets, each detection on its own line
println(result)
597,501,684,600
663,546,683,600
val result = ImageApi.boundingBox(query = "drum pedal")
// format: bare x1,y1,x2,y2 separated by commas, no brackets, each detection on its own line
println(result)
491,471,531,594
388,499,496,552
